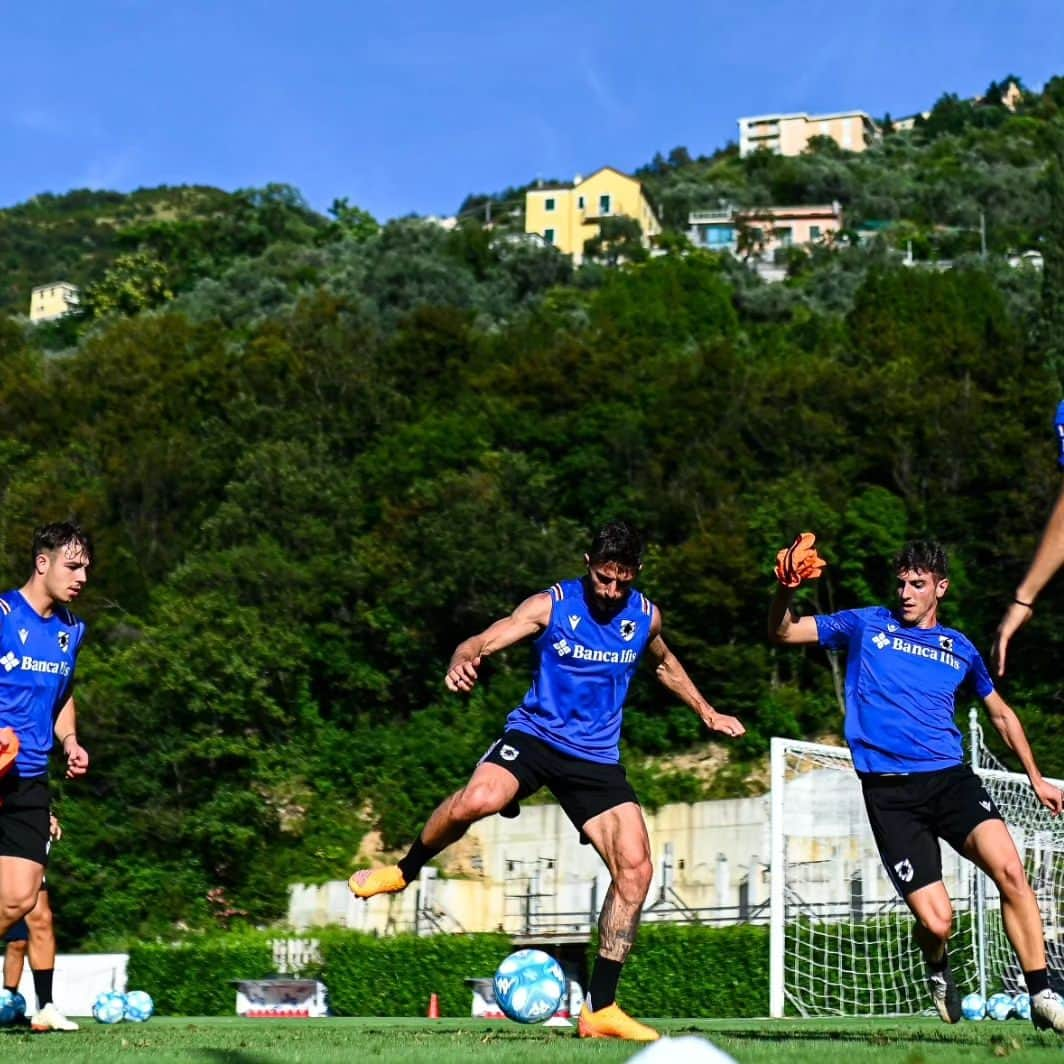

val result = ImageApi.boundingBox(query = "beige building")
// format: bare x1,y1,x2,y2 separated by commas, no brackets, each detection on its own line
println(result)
524,167,661,265
738,110,878,157
29,282,80,322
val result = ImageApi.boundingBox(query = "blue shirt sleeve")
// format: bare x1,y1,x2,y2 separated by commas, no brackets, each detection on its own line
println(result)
1055,400,1064,470
814,609,864,651
965,645,995,699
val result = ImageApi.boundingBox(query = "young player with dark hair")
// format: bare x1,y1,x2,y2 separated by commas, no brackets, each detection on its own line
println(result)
350,520,745,1041
0,523,91,1033
768,534,1064,1032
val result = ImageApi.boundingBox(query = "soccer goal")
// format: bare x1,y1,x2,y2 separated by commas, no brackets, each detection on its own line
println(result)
769,713,1064,1017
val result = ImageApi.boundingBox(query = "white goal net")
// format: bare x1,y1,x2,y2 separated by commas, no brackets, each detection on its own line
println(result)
769,714,1064,1017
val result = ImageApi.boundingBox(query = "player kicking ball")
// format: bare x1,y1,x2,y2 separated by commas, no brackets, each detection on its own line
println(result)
350,521,744,1041
768,534,1064,1032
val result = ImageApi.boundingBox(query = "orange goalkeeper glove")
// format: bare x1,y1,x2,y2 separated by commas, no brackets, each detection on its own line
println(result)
0,727,18,779
775,532,827,588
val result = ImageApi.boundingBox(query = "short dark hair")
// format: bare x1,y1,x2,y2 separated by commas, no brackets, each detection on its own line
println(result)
893,539,948,581
32,522,94,569
588,520,644,569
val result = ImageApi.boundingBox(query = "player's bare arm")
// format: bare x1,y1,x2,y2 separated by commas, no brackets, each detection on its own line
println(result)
983,690,1064,814
768,586,821,645
994,483,1064,676
53,697,88,779
444,592,552,693
645,610,744,738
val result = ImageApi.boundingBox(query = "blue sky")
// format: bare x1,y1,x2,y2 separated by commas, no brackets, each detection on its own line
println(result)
2,1,1061,221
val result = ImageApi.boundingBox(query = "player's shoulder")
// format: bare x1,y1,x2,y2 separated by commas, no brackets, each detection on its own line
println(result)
0,590,18,618
544,578,582,603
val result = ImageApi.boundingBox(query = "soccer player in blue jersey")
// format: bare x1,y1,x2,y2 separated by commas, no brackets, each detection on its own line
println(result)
993,400,1064,675
350,520,745,1041
769,537,1064,1033
0,523,91,1033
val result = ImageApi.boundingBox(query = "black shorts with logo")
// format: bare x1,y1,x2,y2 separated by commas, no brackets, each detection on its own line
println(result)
0,775,51,867
479,729,639,836
861,764,1003,898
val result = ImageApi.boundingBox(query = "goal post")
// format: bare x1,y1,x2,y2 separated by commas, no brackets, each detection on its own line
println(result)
769,713,1064,1017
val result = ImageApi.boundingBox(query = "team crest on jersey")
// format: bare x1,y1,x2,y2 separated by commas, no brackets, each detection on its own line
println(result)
18,628,28,645
57,631,70,653
938,635,954,652
894,859,914,883
619,619,637,642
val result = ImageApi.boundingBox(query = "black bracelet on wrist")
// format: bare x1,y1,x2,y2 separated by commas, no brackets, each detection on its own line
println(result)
1014,597,1034,609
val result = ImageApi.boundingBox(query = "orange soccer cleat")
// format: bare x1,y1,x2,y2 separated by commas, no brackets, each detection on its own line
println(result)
578,1002,660,1041
348,865,408,899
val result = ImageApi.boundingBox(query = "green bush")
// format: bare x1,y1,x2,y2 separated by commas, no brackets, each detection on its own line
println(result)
588,924,770,1017
126,936,274,1015
321,932,511,1016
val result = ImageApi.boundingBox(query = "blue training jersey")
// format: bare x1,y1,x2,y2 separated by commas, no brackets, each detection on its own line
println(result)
505,578,655,764
815,605,993,775
0,590,85,777
1055,400,1064,469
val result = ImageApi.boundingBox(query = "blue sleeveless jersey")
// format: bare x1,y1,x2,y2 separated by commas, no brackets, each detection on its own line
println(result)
505,578,654,764
815,606,993,775
1055,400,1064,468
0,590,85,777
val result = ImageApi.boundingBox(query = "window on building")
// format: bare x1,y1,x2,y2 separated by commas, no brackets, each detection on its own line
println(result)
599,194,611,215
810,225,821,240
705,226,734,247
545,197,555,212
577,195,585,209
849,871,864,920
543,228,555,244
774,227,793,247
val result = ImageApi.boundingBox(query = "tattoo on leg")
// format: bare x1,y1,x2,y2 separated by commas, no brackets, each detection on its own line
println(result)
598,883,642,962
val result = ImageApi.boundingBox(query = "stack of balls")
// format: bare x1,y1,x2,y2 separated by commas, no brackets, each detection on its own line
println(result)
92,990,154,1024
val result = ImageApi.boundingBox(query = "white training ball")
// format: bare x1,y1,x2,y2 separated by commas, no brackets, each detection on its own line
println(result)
630,1035,738,1063
492,949,565,1024
987,992,1013,1021
123,989,154,1022
92,991,127,1024
1014,992,1031,1020
961,991,986,1021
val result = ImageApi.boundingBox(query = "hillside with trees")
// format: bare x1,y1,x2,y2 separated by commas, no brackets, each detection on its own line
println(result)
3,74,1064,948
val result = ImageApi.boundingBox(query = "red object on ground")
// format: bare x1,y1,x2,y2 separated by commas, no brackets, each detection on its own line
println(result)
244,1010,311,1019
427,992,440,1019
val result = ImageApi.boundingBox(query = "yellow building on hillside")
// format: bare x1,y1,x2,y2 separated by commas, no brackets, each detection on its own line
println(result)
524,167,661,265
29,282,80,322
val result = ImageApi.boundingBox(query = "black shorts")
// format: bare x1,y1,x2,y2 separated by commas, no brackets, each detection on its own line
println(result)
3,918,28,943
479,729,639,836
861,764,1003,897
0,775,50,867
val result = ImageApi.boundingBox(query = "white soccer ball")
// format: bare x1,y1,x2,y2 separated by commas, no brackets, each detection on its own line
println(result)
630,1035,738,1063
1014,992,1031,1020
961,991,986,1020
92,991,127,1024
123,989,154,1022
492,949,565,1024
0,989,18,1026
987,992,1013,1021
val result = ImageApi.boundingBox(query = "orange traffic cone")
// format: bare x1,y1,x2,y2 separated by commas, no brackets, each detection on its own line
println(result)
427,992,440,1019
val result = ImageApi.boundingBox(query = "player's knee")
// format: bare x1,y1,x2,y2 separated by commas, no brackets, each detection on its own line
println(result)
1,894,35,926
994,857,1031,899
615,855,653,902
453,782,508,822
25,904,51,934
919,910,953,942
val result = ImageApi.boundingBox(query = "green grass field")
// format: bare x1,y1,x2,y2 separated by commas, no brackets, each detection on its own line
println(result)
1,1015,1060,1063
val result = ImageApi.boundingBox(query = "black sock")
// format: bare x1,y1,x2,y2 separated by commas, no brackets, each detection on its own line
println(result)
2,985,17,994
1025,968,1050,997
33,968,53,1009
587,956,624,1012
397,835,442,883
927,952,949,974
